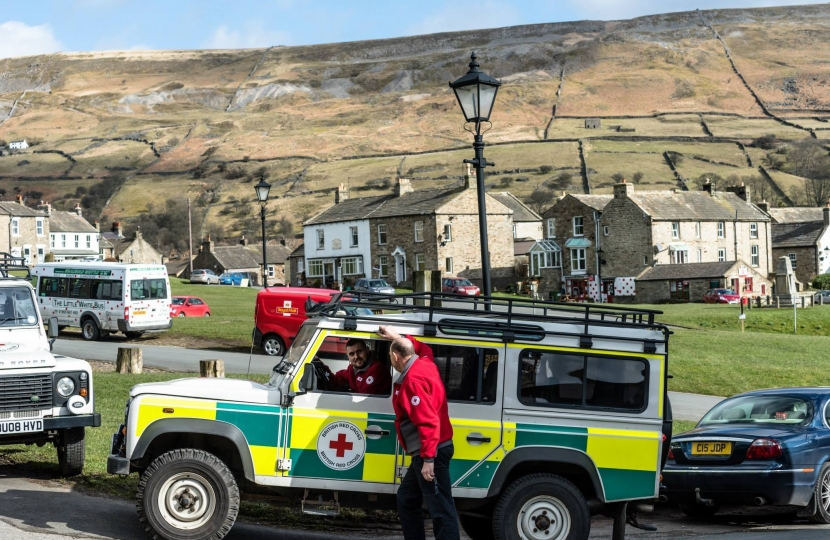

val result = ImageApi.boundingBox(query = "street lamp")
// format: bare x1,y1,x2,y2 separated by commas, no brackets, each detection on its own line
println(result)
450,52,501,298
254,177,271,289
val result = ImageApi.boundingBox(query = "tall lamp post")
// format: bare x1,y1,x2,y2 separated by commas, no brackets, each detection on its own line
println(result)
450,52,501,298
254,177,272,289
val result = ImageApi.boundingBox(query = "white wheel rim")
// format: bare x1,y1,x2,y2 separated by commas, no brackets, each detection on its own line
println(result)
157,472,216,530
264,339,280,355
517,496,571,540
83,324,95,338
822,470,830,512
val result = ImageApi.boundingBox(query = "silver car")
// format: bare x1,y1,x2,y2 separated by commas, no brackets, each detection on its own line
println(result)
190,269,220,285
353,278,395,295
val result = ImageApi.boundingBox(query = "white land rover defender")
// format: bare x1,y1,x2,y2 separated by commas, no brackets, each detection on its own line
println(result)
0,254,100,476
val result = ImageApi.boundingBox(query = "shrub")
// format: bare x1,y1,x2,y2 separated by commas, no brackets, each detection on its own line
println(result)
812,274,830,290
632,172,644,184
539,165,553,175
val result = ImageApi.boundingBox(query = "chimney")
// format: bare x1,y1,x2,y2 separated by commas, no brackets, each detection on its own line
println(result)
15,194,24,205
74,202,83,217
726,183,751,203
335,183,349,204
824,201,830,227
757,200,769,213
202,234,214,254
240,235,248,246
93,220,100,232
37,201,52,216
613,180,634,199
463,163,474,189
280,238,286,246
395,177,414,197
112,221,123,237
702,178,713,194
135,225,142,240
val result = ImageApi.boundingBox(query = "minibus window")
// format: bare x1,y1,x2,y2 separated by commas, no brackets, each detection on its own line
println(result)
39,276,67,297
130,280,149,300
149,279,167,299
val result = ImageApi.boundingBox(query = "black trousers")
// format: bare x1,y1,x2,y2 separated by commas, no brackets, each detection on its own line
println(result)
397,444,460,540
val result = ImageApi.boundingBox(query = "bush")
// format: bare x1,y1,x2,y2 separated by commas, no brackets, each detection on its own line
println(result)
539,165,553,175
751,134,778,150
812,274,830,290
632,171,644,184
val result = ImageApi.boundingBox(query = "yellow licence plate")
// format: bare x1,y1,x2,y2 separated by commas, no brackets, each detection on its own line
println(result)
691,442,732,455
133,310,146,316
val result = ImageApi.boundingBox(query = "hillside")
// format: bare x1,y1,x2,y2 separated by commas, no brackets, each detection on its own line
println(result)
0,4,828,251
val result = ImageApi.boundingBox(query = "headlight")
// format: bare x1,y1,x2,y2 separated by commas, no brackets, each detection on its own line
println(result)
57,377,75,397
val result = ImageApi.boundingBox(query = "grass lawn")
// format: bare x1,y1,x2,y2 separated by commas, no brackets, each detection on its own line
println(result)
167,279,258,346
646,302,830,336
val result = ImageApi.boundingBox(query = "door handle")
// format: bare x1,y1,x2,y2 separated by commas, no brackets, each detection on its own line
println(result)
365,426,390,439
466,433,491,445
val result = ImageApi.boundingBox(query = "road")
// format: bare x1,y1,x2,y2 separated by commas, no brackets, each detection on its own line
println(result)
1,474,828,540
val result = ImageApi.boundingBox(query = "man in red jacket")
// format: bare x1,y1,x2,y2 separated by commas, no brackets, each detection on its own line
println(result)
329,338,391,395
378,326,459,540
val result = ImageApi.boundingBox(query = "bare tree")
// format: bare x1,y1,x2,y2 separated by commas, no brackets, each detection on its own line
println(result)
525,188,556,215
787,139,830,206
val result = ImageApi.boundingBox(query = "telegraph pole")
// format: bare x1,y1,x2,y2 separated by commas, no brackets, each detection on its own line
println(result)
187,198,193,276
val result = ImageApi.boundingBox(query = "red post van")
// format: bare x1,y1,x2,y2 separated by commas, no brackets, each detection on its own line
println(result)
253,287,337,356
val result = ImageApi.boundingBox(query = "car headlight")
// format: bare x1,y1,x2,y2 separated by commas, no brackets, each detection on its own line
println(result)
57,377,75,397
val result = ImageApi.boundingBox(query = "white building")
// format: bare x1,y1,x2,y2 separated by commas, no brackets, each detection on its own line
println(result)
302,211,372,285
39,203,100,262
8,140,29,150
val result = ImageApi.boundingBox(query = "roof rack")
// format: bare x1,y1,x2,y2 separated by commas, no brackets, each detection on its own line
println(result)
310,291,669,349
0,253,31,280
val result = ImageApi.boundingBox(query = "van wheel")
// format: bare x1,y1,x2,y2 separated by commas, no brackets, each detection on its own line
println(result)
125,331,144,339
56,427,85,477
460,513,495,540
493,474,589,540
81,319,100,341
137,449,239,540
262,334,285,356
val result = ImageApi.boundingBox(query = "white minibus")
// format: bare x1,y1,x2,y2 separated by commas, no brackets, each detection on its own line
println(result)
31,263,171,341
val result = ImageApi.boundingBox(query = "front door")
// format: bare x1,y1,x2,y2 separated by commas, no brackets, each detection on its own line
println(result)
323,261,335,287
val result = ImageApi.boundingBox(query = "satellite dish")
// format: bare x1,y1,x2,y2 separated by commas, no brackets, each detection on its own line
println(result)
654,243,663,254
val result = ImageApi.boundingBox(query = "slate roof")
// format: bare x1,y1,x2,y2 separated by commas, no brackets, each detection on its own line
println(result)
165,260,190,277
48,211,98,233
513,239,536,256
626,191,768,221
248,243,293,265
570,194,613,212
768,207,825,224
289,243,305,259
305,187,509,226
0,202,47,217
771,221,826,248
491,192,541,222
211,246,261,269
99,236,114,249
637,262,737,281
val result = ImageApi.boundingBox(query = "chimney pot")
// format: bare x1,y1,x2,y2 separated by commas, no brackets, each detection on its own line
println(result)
395,178,414,197
613,182,634,199
335,183,349,204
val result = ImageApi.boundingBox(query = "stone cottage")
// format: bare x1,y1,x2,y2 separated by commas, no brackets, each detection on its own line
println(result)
766,205,830,286
0,198,49,265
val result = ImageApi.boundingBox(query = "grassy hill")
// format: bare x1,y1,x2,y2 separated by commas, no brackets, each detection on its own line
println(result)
1,4,828,247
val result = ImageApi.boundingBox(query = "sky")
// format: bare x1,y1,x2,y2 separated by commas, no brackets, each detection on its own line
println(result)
0,0,827,59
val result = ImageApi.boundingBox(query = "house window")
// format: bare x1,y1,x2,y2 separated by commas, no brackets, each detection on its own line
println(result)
36,218,44,237
61,234,66,248
341,257,362,275
11,218,19,237
695,222,701,238
750,223,758,239
546,218,555,238
670,250,688,264
379,255,389,277
670,280,690,301
308,260,324,277
316,229,324,250
297,260,304,274
718,248,726,262
603,225,609,236
717,222,725,238
788,253,797,269
415,253,425,271
643,255,648,266
751,245,759,267
50,236,55,248
697,249,702,263
37,246,44,261
86,235,92,249
74,235,79,248
268,265,275,278
671,222,680,239
414,221,424,243
443,224,452,242
349,226,359,247
512,223,517,239
446,257,453,274
744,277,754,293
572,216,584,237
570,248,586,273
377,224,387,245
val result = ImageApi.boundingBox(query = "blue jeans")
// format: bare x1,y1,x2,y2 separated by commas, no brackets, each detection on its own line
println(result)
397,444,460,540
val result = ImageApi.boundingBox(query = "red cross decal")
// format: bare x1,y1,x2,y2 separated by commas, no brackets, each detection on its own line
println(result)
329,433,353,457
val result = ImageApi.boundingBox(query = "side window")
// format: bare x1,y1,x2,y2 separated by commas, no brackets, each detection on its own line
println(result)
39,276,67,297
149,279,167,299
308,336,392,397
519,349,647,411
130,280,148,300
68,278,90,299
431,343,499,404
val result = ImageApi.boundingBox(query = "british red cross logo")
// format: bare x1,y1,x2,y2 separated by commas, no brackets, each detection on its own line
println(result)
329,432,353,458
316,420,366,470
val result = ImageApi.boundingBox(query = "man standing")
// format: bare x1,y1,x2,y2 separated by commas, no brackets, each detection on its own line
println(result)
329,338,391,395
378,326,459,540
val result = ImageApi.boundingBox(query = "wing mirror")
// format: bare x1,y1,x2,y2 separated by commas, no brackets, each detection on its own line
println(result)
296,362,316,395
47,316,59,350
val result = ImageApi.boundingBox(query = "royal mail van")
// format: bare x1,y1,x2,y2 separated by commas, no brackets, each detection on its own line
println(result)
253,287,339,356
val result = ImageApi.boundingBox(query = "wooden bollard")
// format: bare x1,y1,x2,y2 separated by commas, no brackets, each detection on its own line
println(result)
116,347,143,374
200,360,225,378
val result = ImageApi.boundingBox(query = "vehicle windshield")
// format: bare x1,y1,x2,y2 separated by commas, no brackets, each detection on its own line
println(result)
700,395,814,426
171,298,186,305
713,289,735,295
369,280,388,287
453,279,473,286
281,324,316,368
0,286,39,326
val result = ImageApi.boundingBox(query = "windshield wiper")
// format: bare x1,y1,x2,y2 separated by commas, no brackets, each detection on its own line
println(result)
0,316,30,325
272,359,292,374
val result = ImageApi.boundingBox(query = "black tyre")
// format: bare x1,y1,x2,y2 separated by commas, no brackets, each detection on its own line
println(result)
679,502,720,519
81,318,100,341
493,474,590,540
177,313,186,318
262,334,285,356
137,449,239,540
125,331,145,339
204,313,211,318
460,513,495,540
57,427,85,477
808,462,830,523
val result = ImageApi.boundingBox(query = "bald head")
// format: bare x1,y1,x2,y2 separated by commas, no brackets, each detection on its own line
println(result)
389,337,415,373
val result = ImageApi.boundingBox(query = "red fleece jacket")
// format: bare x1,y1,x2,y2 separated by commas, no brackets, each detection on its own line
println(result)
331,357,391,394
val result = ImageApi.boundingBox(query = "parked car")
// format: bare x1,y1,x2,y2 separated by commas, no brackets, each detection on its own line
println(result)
219,272,251,286
814,290,830,304
190,269,220,285
170,296,210,317
703,288,740,304
663,387,830,522
442,277,480,296
353,278,395,295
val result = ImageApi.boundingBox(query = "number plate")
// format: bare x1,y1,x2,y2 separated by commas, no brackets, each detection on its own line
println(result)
133,309,146,316
691,441,732,455
0,419,43,435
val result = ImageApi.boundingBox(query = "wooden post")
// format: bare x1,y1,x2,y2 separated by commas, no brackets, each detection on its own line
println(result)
116,347,143,374
200,360,225,378
756,296,761,309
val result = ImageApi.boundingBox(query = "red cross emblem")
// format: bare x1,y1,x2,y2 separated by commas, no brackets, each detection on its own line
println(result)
328,432,354,458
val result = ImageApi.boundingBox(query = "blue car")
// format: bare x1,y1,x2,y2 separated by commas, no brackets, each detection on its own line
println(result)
663,387,830,522
219,272,250,286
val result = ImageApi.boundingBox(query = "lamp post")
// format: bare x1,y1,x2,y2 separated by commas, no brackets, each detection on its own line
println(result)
450,52,501,298
254,177,272,289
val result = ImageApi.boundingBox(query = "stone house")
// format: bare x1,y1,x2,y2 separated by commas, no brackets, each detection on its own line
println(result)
602,182,772,303
634,261,771,304
766,205,830,287
188,237,291,286
0,198,49,265
38,203,100,261
584,118,601,129
102,222,163,265
288,243,305,286
303,168,514,289
491,192,543,240
9,140,29,150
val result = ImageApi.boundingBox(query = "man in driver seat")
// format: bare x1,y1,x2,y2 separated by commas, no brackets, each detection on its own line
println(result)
329,338,392,395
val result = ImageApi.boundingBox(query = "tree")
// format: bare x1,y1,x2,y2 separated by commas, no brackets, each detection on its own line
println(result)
787,139,830,206
525,188,556,215
539,165,553,175
611,172,625,183
550,172,574,191
632,171,644,184
751,134,778,150
694,173,724,189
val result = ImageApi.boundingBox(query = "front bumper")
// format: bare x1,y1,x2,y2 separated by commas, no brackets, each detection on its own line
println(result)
107,454,130,475
662,466,817,506
44,412,102,429
117,319,173,333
